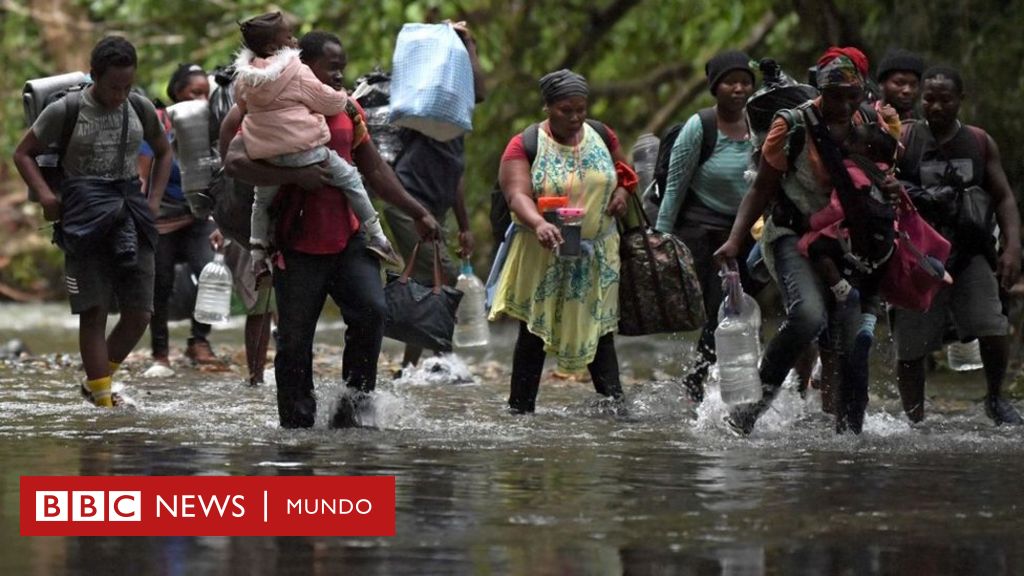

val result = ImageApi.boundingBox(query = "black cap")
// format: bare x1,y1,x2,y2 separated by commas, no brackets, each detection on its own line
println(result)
705,50,755,95
876,48,925,82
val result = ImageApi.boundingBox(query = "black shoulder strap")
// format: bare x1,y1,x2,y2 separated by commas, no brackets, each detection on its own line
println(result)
58,90,82,153
127,92,149,126
524,119,614,166
802,105,858,212
779,102,814,169
585,119,614,153
899,121,927,179
522,123,540,165
696,107,718,165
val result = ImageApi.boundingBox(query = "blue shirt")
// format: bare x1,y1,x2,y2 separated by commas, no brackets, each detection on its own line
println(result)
140,138,184,201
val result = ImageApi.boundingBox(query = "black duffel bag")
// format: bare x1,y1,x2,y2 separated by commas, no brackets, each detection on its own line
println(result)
384,241,463,352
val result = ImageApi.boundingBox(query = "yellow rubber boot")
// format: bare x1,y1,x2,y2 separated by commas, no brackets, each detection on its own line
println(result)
86,376,113,408
108,361,121,376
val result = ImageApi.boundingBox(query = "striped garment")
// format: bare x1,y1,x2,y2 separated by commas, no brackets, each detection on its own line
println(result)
655,112,753,233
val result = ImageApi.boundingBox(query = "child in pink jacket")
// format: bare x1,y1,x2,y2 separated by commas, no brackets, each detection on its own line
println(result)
234,12,399,274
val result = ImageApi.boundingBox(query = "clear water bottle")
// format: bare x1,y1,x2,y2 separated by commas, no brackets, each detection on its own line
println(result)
947,339,983,371
453,260,490,347
193,252,233,324
632,133,661,225
631,133,659,195
715,266,763,405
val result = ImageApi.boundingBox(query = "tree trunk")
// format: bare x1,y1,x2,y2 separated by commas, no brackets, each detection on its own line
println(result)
27,0,93,72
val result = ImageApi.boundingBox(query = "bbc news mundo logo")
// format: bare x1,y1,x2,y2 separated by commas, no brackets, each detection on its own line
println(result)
21,476,395,536
36,491,142,522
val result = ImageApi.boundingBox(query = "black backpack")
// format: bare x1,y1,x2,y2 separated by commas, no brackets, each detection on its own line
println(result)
205,65,258,249
489,119,615,243
648,107,718,206
208,65,236,149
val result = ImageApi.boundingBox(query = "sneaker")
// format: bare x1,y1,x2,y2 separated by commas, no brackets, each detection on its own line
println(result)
725,399,769,436
366,237,404,269
78,383,128,408
984,395,1024,426
143,356,175,378
185,339,219,366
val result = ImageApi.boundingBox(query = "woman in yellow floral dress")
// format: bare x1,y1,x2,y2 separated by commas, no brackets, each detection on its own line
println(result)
490,69,633,413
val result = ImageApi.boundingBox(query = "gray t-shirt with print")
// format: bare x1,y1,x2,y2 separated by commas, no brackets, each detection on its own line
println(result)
32,88,163,180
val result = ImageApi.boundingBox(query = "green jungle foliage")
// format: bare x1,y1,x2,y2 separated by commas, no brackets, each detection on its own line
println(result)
1,0,1022,280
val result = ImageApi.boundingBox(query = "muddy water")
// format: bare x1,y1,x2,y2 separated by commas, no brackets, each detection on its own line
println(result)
2,303,1024,575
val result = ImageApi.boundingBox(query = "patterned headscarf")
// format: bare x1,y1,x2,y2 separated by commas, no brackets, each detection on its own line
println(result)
816,47,869,89
539,69,589,104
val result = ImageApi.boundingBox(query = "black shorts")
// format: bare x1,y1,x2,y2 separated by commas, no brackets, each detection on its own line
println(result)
64,241,155,314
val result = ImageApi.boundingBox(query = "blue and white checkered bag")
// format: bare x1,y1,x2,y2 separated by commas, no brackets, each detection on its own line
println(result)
390,23,475,141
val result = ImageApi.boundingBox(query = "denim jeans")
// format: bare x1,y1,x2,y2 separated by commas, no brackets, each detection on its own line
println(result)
759,235,831,392
272,232,386,428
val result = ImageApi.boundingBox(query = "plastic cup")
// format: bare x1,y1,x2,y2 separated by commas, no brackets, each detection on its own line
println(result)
538,196,569,224
556,207,586,257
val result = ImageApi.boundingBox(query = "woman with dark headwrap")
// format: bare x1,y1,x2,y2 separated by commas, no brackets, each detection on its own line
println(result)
138,63,220,372
490,69,633,413
715,47,884,435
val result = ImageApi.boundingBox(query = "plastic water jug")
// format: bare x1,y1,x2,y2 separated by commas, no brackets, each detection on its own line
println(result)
715,265,763,405
453,260,489,347
167,100,218,217
947,339,983,371
193,253,233,324
631,133,659,196
632,133,662,224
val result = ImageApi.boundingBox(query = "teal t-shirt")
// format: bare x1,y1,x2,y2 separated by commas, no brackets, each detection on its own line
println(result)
655,112,752,232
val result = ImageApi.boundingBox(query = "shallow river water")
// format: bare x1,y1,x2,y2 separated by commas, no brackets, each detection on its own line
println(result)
2,303,1024,575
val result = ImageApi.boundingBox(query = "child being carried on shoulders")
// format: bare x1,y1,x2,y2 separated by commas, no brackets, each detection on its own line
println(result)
233,11,400,276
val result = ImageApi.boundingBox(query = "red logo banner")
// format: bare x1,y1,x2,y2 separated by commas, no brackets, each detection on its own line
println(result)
20,476,396,536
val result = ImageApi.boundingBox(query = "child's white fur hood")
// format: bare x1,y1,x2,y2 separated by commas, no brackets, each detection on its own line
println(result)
233,46,302,87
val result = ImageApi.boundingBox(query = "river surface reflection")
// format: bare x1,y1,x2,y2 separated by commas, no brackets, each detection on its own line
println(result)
2,303,1023,575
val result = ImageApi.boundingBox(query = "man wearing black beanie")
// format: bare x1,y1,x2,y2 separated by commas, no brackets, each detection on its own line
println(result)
876,48,925,120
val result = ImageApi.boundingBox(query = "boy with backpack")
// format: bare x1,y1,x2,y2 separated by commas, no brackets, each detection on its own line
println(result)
12,36,172,407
